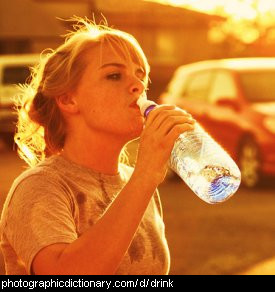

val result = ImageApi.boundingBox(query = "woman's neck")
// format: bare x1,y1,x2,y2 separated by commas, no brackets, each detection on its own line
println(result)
62,130,126,175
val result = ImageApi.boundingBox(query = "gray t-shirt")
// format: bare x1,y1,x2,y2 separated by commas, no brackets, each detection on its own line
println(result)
0,155,170,275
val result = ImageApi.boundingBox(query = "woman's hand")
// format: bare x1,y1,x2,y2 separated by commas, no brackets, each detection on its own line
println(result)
134,104,196,186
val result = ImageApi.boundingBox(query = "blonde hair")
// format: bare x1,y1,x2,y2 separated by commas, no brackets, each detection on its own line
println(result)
15,16,150,167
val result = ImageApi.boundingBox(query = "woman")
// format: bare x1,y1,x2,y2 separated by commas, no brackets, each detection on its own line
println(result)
0,17,195,275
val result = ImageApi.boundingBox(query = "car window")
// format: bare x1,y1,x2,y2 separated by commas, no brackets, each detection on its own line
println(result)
238,71,275,102
208,71,237,103
2,65,31,85
166,68,189,99
183,71,213,101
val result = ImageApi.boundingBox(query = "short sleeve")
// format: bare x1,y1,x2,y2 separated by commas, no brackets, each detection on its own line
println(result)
3,173,78,274
153,188,163,219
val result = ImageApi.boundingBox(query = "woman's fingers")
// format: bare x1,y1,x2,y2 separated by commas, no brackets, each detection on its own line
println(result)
144,105,195,136
136,104,196,185
157,114,195,134
145,105,176,128
165,123,195,142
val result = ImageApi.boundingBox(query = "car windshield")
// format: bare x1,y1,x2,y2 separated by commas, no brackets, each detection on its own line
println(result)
3,66,31,85
238,71,275,103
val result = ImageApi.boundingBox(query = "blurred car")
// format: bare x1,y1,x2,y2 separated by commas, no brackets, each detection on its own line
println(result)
0,54,40,141
159,58,275,188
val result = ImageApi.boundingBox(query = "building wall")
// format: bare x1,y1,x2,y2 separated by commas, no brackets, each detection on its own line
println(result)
0,0,222,99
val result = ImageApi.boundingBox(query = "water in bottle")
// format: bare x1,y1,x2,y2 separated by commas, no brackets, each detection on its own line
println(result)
138,99,241,204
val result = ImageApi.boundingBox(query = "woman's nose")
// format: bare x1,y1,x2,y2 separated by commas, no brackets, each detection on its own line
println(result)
129,77,145,94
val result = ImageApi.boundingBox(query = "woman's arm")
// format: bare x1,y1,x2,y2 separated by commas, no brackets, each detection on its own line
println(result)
32,105,195,275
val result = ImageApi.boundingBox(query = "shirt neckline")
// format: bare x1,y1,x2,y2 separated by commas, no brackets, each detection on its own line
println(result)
43,155,126,186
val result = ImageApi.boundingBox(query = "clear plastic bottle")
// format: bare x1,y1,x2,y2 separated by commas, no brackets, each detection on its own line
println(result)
138,99,241,204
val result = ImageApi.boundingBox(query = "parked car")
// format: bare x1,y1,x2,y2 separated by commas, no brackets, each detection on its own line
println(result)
0,54,40,143
159,58,275,188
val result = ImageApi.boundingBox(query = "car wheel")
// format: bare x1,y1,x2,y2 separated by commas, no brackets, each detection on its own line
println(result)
238,137,261,188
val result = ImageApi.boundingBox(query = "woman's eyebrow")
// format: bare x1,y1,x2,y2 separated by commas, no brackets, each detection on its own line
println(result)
99,62,146,78
99,63,125,69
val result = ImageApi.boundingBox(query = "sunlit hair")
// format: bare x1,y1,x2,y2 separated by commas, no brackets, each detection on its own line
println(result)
15,16,150,167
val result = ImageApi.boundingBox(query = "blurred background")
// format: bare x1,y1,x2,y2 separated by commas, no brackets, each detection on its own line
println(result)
1,0,275,275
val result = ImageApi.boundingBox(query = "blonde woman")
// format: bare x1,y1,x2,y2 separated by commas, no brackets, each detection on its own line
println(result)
0,17,195,275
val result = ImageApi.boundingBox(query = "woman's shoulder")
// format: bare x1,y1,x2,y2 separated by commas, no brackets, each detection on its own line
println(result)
4,158,68,211
0,159,68,231
12,158,63,189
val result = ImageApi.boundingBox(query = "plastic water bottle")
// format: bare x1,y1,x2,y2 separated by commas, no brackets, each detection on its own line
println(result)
138,99,241,204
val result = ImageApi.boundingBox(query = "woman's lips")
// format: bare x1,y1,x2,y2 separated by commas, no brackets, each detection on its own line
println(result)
129,101,140,109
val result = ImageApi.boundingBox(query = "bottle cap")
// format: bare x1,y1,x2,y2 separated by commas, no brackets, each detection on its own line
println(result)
137,99,157,117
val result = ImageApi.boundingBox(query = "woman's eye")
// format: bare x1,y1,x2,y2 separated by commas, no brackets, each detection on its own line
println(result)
106,73,121,80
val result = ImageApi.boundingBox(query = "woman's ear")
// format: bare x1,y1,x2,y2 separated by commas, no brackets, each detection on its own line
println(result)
56,94,79,114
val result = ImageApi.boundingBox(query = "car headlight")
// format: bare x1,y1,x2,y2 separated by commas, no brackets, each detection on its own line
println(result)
263,117,275,134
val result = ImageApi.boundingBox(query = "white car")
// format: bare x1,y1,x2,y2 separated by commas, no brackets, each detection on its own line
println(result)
159,58,275,187
0,54,40,138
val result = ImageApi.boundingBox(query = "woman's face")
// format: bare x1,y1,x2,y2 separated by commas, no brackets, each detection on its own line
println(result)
73,43,147,141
